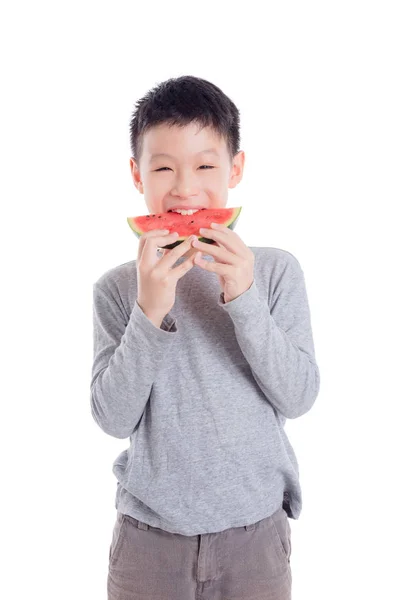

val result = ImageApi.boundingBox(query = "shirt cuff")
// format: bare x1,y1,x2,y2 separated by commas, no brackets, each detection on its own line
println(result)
218,279,269,325
126,301,177,345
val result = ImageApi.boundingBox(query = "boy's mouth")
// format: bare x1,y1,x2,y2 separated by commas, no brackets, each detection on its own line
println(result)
167,207,207,216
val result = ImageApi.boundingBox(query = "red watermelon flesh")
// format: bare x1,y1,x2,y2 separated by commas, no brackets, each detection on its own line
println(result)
127,206,242,249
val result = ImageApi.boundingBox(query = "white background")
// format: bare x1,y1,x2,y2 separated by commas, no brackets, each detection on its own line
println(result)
1,1,399,598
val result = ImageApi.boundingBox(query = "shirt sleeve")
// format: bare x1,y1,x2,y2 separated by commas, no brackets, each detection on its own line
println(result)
217,255,320,418
90,283,177,438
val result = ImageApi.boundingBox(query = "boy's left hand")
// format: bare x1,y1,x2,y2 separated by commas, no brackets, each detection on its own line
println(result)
191,222,254,303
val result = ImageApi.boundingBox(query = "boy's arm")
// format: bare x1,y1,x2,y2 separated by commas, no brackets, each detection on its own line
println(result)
219,254,320,419
90,283,177,438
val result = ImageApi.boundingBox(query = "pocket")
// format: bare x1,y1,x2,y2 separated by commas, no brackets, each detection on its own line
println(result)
109,513,126,566
270,512,291,564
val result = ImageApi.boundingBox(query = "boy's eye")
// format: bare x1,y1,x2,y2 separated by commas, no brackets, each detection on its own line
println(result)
155,165,215,172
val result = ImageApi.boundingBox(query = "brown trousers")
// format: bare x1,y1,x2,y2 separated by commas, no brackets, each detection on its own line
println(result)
107,505,292,599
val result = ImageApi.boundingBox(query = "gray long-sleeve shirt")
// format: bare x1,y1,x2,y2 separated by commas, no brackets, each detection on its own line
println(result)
91,246,320,535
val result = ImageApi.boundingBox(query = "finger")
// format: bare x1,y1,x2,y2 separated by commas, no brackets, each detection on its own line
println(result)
194,252,232,277
173,250,197,281
192,238,239,265
137,229,171,261
140,232,180,268
199,228,247,257
157,235,197,272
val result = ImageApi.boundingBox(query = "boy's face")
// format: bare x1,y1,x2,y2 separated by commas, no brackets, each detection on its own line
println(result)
129,122,244,259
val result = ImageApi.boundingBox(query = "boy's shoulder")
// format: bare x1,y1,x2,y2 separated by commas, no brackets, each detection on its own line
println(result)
251,245,301,268
93,258,137,295
93,246,300,291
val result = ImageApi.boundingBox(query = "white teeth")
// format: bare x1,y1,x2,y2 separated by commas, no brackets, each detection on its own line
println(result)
172,209,200,215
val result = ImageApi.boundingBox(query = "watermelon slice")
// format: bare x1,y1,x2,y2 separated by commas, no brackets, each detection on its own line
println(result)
127,206,242,249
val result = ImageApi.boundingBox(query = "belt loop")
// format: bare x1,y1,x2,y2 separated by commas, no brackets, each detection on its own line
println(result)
137,520,149,530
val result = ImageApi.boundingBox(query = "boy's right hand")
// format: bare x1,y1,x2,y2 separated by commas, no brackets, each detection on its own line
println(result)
136,229,197,326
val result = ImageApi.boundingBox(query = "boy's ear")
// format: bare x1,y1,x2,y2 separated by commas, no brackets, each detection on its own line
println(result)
130,157,144,194
228,150,245,190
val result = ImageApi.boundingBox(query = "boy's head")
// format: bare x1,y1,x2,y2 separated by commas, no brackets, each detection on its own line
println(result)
129,76,245,220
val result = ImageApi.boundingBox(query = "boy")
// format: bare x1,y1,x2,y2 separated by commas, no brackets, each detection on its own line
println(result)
91,75,320,600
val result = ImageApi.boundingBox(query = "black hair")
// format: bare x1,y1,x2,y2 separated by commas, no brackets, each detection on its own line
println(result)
129,75,241,167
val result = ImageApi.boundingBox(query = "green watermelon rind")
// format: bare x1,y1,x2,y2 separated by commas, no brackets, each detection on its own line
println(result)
127,206,242,250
